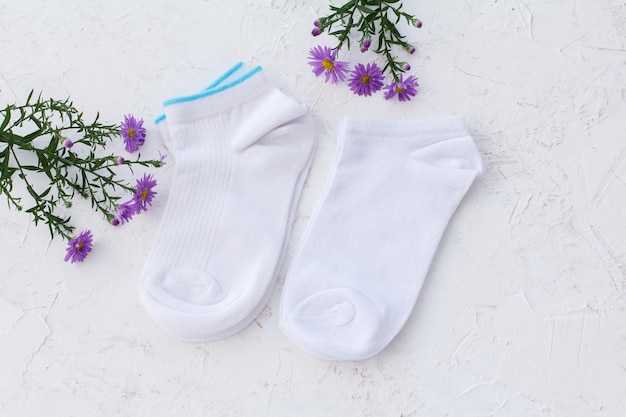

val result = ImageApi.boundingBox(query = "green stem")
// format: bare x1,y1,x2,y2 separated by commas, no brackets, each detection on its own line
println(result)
8,144,73,239
0,180,22,211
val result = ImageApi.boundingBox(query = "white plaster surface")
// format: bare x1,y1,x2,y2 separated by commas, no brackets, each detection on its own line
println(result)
1,0,626,416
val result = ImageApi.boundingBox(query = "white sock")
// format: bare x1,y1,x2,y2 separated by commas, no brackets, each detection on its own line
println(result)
139,64,316,342
279,116,482,361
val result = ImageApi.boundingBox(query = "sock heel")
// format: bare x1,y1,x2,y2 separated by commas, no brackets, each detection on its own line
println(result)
411,135,482,171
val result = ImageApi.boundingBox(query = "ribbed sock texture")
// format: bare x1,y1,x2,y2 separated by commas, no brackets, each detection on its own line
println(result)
279,116,482,360
139,66,316,342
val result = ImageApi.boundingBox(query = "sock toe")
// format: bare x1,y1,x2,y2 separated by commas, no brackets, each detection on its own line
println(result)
280,288,386,361
159,268,225,307
139,268,241,341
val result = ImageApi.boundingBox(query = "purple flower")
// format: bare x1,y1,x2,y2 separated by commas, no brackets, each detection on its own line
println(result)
132,173,157,213
158,152,167,166
384,74,419,102
360,38,372,53
120,115,146,153
348,63,385,97
308,46,350,84
112,200,136,225
64,230,93,263
112,174,158,225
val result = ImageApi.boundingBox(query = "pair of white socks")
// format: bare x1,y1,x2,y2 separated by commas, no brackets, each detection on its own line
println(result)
138,63,483,361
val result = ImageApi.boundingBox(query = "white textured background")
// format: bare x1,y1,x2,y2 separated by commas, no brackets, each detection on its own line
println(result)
1,1,626,416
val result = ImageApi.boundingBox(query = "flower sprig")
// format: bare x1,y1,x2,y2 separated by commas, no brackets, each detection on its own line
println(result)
0,91,162,251
309,0,422,101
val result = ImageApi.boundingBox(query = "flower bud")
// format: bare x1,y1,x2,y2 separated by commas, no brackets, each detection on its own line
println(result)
63,139,73,148
415,19,423,28
403,63,411,71
311,27,321,37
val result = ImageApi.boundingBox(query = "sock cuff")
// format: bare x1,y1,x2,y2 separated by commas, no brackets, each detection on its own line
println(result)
341,115,471,145
163,65,272,123
153,62,247,125
203,61,245,91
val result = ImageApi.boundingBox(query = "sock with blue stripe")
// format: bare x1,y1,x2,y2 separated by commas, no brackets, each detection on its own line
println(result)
139,64,316,342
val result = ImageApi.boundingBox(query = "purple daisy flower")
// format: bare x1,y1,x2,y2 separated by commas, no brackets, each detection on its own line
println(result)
348,63,385,97
308,46,349,84
132,173,157,213
64,230,93,263
383,74,419,102
112,199,136,225
120,115,146,153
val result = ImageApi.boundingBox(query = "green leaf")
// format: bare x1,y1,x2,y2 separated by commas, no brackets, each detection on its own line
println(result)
44,135,59,153
20,164,40,171
357,4,376,14
25,90,34,105
340,0,357,11
0,106,10,132
25,184,40,200
1,166,17,181
22,128,44,144
39,186,52,198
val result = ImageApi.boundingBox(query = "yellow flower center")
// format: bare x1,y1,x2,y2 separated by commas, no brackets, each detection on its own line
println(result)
322,59,335,71
361,75,371,85
75,242,84,250
395,86,406,93
141,189,149,201
128,128,135,138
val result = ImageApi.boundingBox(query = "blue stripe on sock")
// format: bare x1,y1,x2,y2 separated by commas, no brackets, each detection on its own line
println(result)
203,62,245,92
163,66,263,107
155,64,244,125
155,113,166,124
